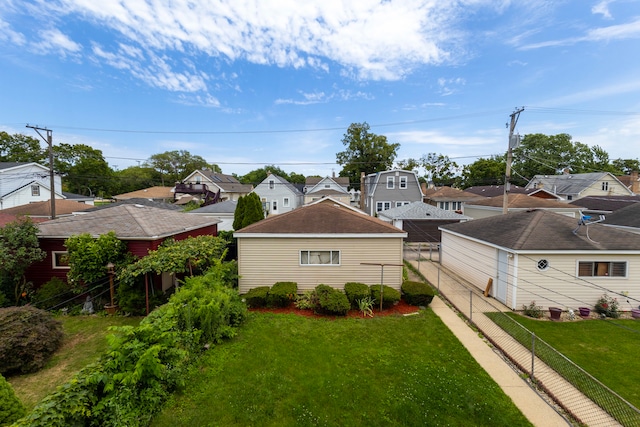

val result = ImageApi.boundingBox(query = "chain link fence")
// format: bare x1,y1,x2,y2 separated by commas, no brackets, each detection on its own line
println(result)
404,243,640,427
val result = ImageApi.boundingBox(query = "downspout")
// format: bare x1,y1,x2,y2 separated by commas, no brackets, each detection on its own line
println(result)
511,253,518,310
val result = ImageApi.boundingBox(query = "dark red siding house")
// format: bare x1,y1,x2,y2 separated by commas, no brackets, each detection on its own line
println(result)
27,204,219,288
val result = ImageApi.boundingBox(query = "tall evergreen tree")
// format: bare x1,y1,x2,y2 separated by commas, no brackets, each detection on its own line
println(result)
233,195,246,231
241,193,265,228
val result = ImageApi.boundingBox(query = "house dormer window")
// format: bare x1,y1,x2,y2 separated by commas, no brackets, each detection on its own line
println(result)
269,180,275,189
195,176,201,184
31,185,40,196
601,182,609,191
399,176,407,189
387,176,394,189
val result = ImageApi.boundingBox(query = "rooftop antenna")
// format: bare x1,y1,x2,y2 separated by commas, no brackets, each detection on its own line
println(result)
572,211,606,243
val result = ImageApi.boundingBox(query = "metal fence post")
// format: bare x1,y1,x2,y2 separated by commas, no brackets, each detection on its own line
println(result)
531,333,535,381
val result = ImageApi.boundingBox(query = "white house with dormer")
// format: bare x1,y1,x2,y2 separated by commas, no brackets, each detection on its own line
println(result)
253,173,304,215
0,162,64,210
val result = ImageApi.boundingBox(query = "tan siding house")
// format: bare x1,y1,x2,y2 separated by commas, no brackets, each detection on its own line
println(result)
440,210,640,310
234,198,406,294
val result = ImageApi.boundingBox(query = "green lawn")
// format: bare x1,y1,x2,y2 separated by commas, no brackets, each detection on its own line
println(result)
152,310,532,427
494,313,640,409
8,314,141,410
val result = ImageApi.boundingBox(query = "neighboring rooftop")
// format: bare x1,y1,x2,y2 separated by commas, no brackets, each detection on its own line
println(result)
190,200,237,214
112,186,174,200
466,194,583,209
0,199,93,217
569,195,640,213
378,201,470,220
440,209,640,251
84,198,182,212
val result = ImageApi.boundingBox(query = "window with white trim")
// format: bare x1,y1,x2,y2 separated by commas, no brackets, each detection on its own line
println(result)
376,201,391,212
601,182,609,191
272,200,277,211
387,176,394,189
399,176,407,189
52,251,70,269
300,250,340,266
269,180,275,189
31,185,40,196
396,201,409,207
578,261,626,277
283,197,290,207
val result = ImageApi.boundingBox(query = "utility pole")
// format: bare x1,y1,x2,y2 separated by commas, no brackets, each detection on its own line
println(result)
503,108,524,215
26,124,56,219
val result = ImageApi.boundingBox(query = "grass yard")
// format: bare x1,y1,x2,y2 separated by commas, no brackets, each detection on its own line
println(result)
152,310,532,427
492,313,640,408
8,314,141,410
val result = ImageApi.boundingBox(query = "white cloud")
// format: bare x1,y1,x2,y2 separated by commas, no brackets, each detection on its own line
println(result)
592,1,613,19
0,19,26,45
31,28,82,57
275,88,374,105
47,0,474,81
437,77,466,96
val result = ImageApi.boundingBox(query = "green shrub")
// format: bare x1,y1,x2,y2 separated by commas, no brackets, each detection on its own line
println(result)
32,277,75,311
594,293,620,318
117,278,169,315
243,286,270,308
316,285,350,316
401,281,436,306
0,373,25,426
266,282,297,308
14,262,246,427
344,282,369,307
0,306,64,376
370,285,401,309
522,301,543,319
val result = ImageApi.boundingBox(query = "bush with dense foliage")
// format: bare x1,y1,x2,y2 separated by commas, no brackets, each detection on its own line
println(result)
266,282,297,308
401,281,436,307
0,373,25,426
32,277,75,311
344,282,370,308
243,286,270,308
316,285,350,316
0,306,64,376
370,285,401,309
13,262,245,427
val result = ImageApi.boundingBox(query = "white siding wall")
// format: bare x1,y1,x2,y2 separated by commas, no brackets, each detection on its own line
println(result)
237,237,404,294
440,232,497,295
514,253,640,311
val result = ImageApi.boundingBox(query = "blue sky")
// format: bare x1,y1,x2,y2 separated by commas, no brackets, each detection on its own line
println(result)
1,0,639,179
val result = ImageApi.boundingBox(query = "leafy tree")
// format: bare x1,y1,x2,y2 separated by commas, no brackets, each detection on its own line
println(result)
52,143,115,196
336,122,400,188
612,158,640,175
460,156,506,188
112,165,164,194
0,217,46,305
237,165,303,186
288,172,306,184
144,150,219,186
420,153,459,186
241,193,265,228
0,132,45,163
64,231,134,288
395,158,421,174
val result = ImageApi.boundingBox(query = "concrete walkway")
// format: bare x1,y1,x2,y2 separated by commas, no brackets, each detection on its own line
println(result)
429,295,569,427
404,246,627,427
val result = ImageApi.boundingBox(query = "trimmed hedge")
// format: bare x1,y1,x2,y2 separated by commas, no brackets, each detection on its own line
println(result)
316,284,350,316
243,286,270,308
0,306,64,376
401,281,436,306
0,373,25,426
369,285,401,309
344,282,369,308
12,263,246,427
267,282,297,308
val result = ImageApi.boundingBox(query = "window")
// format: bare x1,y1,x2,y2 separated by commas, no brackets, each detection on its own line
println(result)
269,180,275,189
272,200,277,211
399,176,407,189
396,201,409,207
537,259,549,271
324,184,330,188
261,198,268,211
52,251,70,269
300,250,340,266
283,197,290,207
376,201,391,212
387,176,394,189
578,261,626,277
31,185,40,196
567,195,573,201
601,182,609,191
440,201,450,210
